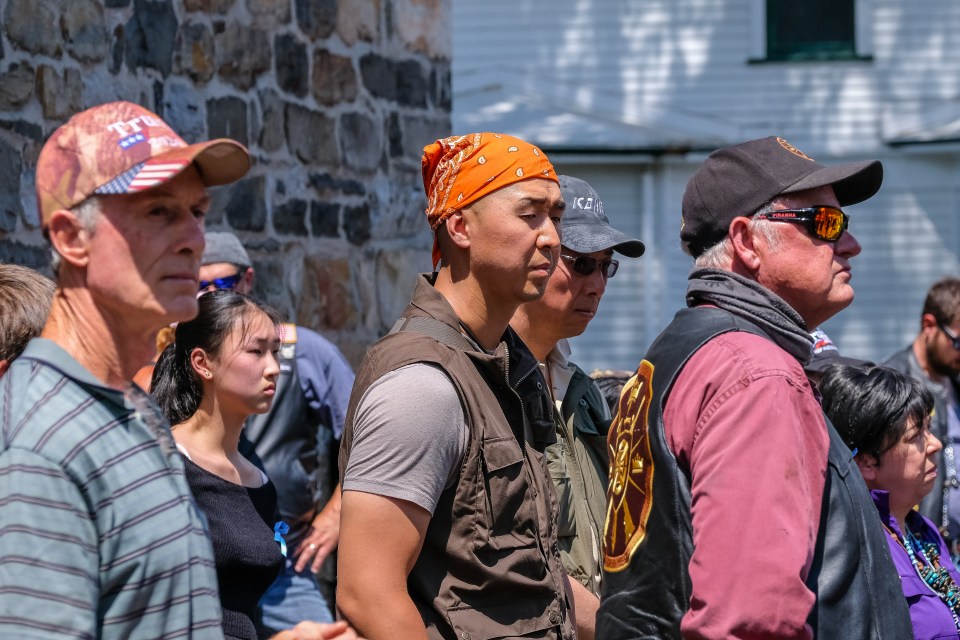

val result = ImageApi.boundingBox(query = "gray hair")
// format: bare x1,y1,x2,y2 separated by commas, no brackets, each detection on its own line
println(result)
49,197,102,276
693,202,782,269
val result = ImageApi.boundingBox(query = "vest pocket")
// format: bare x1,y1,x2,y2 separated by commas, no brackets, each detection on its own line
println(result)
479,436,538,550
446,597,563,639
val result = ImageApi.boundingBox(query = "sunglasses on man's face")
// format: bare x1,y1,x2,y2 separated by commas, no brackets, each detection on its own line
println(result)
755,205,849,242
560,254,619,279
198,270,244,292
939,322,960,350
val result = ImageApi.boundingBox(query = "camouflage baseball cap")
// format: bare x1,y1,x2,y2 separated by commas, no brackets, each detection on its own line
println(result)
36,101,251,228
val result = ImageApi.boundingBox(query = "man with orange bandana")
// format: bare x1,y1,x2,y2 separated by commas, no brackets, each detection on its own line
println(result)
337,133,581,639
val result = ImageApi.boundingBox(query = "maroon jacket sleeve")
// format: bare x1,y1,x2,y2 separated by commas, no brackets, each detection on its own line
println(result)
663,331,828,640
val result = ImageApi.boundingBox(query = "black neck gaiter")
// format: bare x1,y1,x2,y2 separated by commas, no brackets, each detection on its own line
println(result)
686,267,814,365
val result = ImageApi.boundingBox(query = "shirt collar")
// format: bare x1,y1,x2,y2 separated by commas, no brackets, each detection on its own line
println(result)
19,337,131,409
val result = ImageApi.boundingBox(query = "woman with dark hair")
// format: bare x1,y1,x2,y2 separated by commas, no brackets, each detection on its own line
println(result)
820,363,958,639
152,289,285,640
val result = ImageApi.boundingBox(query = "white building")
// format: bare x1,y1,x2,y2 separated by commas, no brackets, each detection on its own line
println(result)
453,0,960,371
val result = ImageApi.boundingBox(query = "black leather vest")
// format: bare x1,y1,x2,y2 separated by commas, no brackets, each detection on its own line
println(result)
597,307,912,639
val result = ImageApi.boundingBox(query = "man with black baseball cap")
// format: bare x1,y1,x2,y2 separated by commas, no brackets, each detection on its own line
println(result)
597,136,911,639
511,175,643,634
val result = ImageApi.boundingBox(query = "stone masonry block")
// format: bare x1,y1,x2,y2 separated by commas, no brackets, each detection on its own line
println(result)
61,0,108,64
300,254,355,331
225,175,267,231
338,111,381,172
247,0,291,26
257,89,285,152
0,240,50,271
4,0,62,58
392,0,450,59
273,198,308,236
215,22,271,91
336,0,378,46
124,0,178,77
312,50,357,106
183,0,235,13
275,33,308,98
342,202,371,245
206,96,249,147
294,0,336,40
162,83,205,142
285,104,338,166
0,136,22,232
310,201,340,237
360,53,427,107
173,21,215,84
0,62,35,111
36,66,83,120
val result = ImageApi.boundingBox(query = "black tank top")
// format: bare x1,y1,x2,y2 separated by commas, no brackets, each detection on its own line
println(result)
182,457,283,640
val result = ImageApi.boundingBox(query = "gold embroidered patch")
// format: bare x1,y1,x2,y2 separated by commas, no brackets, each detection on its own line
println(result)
603,360,656,572
776,137,814,161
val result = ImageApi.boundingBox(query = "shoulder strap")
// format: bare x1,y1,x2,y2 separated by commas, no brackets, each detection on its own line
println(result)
390,316,476,353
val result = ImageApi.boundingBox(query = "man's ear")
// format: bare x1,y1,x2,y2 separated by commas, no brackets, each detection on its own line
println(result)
237,267,255,295
920,313,939,332
0,359,9,378
728,216,761,271
854,452,880,482
46,209,91,269
444,210,470,250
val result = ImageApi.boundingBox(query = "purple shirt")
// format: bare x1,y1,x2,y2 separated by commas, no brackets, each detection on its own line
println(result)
871,489,960,640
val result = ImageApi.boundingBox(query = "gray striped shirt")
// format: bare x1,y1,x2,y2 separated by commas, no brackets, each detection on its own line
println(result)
0,338,223,639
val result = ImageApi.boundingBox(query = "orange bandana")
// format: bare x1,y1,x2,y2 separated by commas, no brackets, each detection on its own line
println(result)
422,132,558,267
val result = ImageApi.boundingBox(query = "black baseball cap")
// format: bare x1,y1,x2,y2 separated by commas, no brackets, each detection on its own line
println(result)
680,136,883,257
559,175,645,257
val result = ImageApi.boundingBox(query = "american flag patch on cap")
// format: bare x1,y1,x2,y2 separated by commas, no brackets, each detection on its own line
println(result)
94,159,191,195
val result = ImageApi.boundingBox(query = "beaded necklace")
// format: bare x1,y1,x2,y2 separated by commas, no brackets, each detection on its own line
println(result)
886,522,960,632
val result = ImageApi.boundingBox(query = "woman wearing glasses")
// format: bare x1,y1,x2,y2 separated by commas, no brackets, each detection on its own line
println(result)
819,364,959,640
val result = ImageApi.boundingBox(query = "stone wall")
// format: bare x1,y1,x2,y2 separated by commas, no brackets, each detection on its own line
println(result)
0,0,450,365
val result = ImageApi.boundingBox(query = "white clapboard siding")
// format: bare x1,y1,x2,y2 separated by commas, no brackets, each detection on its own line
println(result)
454,0,960,368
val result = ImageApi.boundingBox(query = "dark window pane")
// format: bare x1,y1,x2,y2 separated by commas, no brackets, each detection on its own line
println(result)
767,0,856,61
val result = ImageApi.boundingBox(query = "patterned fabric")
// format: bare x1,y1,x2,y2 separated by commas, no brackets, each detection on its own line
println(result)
0,338,223,640
35,100,249,227
421,132,558,266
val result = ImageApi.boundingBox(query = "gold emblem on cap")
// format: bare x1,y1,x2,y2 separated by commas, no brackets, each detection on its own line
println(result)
776,137,814,161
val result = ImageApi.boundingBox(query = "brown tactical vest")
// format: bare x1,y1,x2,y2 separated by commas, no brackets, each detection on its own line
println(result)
339,275,575,640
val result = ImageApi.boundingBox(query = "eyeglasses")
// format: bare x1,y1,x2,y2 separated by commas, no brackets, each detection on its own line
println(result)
560,254,619,279
754,205,849,242
198,271,244,292
939,322,960,350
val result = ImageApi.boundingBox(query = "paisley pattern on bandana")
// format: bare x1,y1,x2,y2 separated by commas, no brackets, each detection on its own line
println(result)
421,132,558,266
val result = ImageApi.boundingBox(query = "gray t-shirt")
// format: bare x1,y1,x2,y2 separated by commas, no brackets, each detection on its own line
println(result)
342,363,469,514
